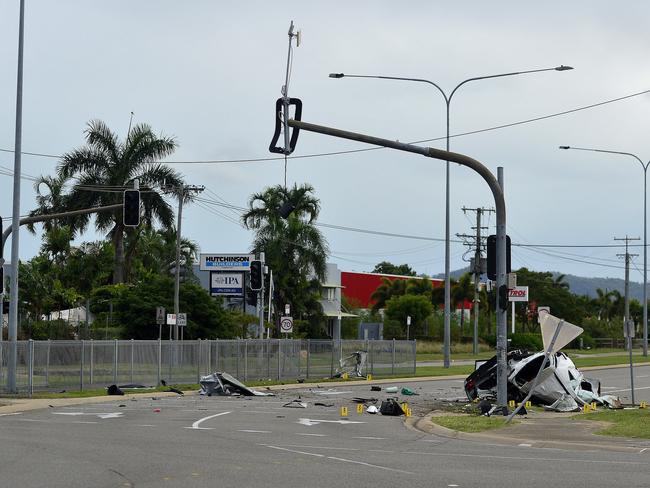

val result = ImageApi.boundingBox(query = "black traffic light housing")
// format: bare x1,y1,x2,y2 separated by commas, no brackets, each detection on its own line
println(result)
123,189,141,227
498,284,509,311
486,234,511,281
249,260,263,291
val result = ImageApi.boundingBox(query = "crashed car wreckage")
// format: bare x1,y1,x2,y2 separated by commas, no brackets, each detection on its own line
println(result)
464,314,622,411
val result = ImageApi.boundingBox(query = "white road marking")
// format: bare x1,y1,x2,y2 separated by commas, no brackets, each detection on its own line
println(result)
326,456,413,475
448,484,459,487
368,449,396,453
53,412,85,416
136,424,156,427
188,411,231,430
637,375,649,378
72,421,98,424
314,390,353,395
18,419,47,422
281,444,359,451
238,429,271,434
518,443,532,447
297,418,364,426
296,433,327,437
262,445,413,475
354,436,385,440
402,450,649,466
97,412,124,419
605,386,650,394
0,412,22,417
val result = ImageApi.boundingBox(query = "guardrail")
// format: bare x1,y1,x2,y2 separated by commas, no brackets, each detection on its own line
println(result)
0,339,416,395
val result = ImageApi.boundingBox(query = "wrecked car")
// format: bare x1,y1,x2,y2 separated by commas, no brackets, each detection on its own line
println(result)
464,349,618,410
199,372,274,397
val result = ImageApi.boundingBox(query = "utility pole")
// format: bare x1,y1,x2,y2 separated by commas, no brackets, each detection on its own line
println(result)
458,206,494,355
615,235,639,405
164,183,204,340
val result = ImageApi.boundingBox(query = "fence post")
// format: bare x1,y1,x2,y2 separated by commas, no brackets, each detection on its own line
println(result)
113,339,118,384
370,340,374,376
28,339,34,396
244,340,248,381
277,339,281,381
197,340,202,383
330,339,335,378
413,339,417,375
130,339,134,384
207,340,212,374
306,339,311,379
89,340,94,385
236,340,240,378
80,340,85,391
157,339,162,386
266,339,271,379
215,340,220,372
45,339,51,387
392,338,396,376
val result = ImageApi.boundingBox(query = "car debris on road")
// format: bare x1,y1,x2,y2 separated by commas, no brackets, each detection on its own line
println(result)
199,372,275,397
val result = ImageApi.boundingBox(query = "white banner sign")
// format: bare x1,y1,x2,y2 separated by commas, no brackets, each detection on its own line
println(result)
508,286,529,302
167,313,176,325
210,272,244,296
200,253,255,272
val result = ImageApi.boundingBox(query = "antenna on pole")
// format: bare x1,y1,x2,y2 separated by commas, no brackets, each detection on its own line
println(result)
269,21,303,188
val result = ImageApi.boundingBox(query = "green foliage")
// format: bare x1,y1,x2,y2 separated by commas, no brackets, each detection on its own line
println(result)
484,333,543,351
372,261,416,276
384,294,433,337
25,320,76,340
241,184,328,334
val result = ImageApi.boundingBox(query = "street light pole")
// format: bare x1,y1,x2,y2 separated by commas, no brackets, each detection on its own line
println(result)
331,65,572,367
559,145,649,357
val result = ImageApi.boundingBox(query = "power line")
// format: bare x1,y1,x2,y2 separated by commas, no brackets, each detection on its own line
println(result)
1,88,648,164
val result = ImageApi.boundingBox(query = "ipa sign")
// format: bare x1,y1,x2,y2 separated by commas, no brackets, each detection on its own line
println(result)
200,254,255,272
210,272,244,296
508,286,529,302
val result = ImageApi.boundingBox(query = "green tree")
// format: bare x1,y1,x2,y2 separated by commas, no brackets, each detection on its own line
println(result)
57,120,184,283
127,227,199,281
372,261,416,276
242,183,328,332
384,294,433,338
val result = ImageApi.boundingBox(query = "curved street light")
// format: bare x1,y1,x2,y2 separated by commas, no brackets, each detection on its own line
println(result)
331,66,573,367
559,145,649,357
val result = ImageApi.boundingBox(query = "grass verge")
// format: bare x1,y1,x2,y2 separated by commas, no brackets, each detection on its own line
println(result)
430,414,513,433
571,354,650,368
573,409,650,438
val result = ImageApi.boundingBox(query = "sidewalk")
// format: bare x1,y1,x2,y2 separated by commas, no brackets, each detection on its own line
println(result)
408,409,650,453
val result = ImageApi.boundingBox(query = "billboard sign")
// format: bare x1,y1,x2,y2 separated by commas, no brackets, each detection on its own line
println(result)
508,286,529,302
210,272,244,296
200,254,255,272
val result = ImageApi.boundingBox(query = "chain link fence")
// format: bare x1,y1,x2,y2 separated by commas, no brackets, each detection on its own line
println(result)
0,339,416,395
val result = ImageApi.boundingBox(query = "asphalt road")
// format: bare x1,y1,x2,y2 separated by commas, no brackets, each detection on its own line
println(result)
1,365,649,488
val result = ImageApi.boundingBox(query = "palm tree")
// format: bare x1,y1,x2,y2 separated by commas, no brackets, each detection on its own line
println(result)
27,174,73,234
242,183,328,327
127,227,199,280
57,120,185,283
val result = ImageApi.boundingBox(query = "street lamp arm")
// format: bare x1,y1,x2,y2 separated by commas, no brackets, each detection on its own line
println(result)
560,146,647,171
449,66,571,103
330,73,448,103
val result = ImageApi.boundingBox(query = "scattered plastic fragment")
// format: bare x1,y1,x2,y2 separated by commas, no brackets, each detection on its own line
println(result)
370,386,382,392
283,399,307,408
401,387,418,396
385,386,398,393
314,402,334,407
107,385,124,396
366,405,379,414
153,408,161,413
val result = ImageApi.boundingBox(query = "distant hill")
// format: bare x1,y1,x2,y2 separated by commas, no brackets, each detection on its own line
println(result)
433,268,644,302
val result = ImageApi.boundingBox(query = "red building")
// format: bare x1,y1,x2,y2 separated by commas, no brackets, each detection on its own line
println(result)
340,271,444,309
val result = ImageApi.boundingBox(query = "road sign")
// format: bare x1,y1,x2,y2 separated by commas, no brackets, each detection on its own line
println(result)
167,313,176,325
280,316,293,334
537,306,550,324
508,286,529,302
156,307,166,325
177,313,187,327
624,319,635,338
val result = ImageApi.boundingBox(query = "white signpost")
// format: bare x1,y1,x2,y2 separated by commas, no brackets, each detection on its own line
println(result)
508,286,529,334
280,316,293,335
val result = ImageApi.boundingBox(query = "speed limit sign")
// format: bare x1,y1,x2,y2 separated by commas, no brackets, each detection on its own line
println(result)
280,316,293,334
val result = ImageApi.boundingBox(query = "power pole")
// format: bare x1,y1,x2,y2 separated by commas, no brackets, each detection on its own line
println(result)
615,235,639,405
164,183,204,340
458,206,494,355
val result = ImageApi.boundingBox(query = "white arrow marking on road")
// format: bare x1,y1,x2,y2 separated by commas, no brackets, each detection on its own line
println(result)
188,411,231,430
297,418,365,426
96,412,124,419
53,412,85,416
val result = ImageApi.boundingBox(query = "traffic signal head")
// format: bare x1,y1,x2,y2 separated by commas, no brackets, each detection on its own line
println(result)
123,189,141,227
498,284,509,311
486,234,512,281
249,260,263,291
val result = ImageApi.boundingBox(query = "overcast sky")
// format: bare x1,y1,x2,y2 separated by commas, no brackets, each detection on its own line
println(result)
2,1,650,282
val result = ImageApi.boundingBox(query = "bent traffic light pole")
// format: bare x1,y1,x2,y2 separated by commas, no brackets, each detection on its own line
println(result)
287,118,509,408
1,203,122,393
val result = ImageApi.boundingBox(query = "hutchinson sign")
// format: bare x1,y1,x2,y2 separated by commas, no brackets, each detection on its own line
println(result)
200,254,255,272
210,272,244,296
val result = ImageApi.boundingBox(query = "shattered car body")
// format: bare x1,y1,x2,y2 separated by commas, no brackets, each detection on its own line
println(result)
464,349,619,409
199,372,274,397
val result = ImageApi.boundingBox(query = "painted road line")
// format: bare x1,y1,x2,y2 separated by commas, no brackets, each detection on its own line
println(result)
353,436,385,440
0,412,22,417
262,445,413,475
238,430,271,434
297,418,365,426
282,444,359,451
606,386,650,394
72,421,98,424
296,433,327,437
188,411,231,430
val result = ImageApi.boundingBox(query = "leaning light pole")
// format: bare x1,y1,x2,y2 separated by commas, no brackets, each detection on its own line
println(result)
330,65,572,367
560,145,649,357
284,118,509,407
